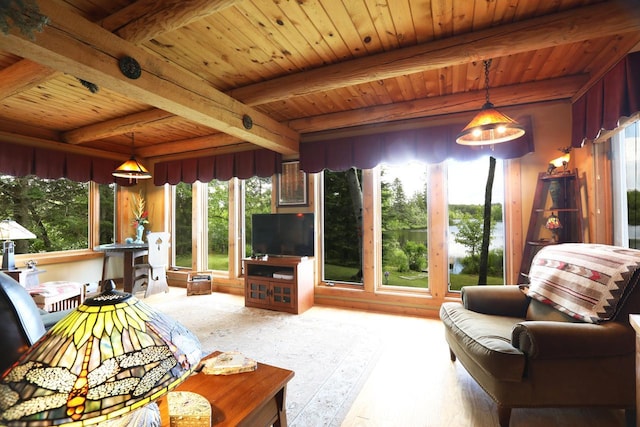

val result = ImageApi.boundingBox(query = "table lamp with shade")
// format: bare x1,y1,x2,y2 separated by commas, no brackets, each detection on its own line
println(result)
0,281,202,426
0,220,36,271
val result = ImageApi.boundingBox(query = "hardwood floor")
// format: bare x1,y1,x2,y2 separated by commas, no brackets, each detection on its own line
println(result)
339,311,628,427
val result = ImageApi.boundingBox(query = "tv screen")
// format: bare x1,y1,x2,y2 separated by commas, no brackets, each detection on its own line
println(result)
251,213,314,257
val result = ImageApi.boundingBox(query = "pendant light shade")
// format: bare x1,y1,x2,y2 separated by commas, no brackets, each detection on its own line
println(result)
456,60,525,146
113,133,151,180
112,157,152,180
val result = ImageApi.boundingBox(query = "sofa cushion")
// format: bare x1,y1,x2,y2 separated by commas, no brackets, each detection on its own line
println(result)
440,302,525,382
525,244,640,323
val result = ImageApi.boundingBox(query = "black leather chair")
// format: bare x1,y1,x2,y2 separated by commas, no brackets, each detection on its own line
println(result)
0,272,68,373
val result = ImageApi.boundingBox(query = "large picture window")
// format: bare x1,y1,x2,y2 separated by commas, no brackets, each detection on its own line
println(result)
323,169,363,285
0,176,113,258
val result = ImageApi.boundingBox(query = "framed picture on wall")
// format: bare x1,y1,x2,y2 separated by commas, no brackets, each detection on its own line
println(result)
277,161,307,206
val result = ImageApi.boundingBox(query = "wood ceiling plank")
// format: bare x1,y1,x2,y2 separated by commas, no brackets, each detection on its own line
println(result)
388,0,417,47
365,0,402,50
0,1,299,155
343,0,385,52
227,0,640,106
411,0,435,44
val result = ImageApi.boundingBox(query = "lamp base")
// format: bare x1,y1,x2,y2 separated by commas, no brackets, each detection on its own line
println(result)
2,240,15,271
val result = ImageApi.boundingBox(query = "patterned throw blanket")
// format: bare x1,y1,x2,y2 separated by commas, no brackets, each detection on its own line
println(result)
526,244,640,323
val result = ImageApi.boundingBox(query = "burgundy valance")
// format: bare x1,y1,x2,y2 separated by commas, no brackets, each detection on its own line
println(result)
0,140,121,184
571,51,640,148
300,116,534,173
153,149,282,185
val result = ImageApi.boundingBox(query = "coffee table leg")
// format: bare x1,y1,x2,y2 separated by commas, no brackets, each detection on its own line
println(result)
274,385,288,427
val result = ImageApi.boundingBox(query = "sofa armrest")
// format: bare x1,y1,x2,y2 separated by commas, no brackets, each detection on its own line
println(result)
462,285,529,317
512,321,635,359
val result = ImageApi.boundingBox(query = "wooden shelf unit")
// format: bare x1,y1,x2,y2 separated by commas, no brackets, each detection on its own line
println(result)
243,256,314,314
520,170,583,280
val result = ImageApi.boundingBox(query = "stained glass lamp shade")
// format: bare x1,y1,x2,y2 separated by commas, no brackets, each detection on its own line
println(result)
0,286,201,426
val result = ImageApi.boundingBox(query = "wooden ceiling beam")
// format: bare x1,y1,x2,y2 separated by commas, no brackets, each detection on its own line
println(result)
0,1,299,155
227,0,640,106
62,109,179,144
101,0,241,44
0,60,59,101
140,74,586,160
290,75,589,134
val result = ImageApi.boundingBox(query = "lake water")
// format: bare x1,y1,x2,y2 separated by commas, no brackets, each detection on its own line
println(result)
392,222,505,270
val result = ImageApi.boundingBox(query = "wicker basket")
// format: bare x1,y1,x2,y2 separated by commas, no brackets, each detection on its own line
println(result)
186,272,212,296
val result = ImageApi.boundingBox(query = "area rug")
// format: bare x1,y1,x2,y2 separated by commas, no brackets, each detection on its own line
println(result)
143,288,383,427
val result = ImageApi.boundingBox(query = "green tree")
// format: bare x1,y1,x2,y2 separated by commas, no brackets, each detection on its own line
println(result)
208,180,229,254
454,214,485,259
628,190,640,225
0,176,88,253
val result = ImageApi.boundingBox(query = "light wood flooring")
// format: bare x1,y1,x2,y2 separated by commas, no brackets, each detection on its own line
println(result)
337,308,628,427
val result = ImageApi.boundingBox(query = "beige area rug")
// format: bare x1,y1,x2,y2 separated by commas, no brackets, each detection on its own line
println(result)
142,288,384,427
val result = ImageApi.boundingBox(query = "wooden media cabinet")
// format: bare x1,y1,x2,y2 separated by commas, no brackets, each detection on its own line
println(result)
243,256,314,314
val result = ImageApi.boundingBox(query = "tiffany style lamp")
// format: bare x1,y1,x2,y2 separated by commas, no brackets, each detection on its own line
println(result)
0,283,201,426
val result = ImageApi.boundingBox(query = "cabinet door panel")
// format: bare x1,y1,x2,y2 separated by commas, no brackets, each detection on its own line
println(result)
247,280,269,304
272,284,295,309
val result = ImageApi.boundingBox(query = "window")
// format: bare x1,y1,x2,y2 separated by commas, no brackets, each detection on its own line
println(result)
612,119,640,248
0,176,113,257
174,182,193,268
323,169,363,285
447,157,505,291
380,163,428,288
98,183,115,245
207,179,229,270
244,176,272,257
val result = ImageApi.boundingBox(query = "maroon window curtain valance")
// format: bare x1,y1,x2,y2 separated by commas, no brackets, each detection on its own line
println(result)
572,51,640,148
0,140,121,184
300,116,534,173
154,149,282,185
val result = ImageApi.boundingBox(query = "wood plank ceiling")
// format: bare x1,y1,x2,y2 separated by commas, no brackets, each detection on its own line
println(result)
0,0,638,163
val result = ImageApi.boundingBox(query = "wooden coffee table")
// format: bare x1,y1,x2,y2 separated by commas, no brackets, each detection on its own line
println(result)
158,352,295,427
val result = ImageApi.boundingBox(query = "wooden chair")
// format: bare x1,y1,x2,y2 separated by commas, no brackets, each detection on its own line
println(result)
133,232,171,298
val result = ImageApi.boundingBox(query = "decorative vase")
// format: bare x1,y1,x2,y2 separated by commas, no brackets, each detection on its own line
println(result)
134,224,145,243
549,180,562,209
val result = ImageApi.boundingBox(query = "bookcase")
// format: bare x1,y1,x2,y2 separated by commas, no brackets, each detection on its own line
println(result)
519,170,583,280
243,256,314,314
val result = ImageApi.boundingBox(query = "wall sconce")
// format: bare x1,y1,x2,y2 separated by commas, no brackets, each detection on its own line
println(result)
0,219,36,271
547,147,572,174
0,282,202,426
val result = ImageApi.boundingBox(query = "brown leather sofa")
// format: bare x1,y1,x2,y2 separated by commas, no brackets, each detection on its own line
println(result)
440,244,640,427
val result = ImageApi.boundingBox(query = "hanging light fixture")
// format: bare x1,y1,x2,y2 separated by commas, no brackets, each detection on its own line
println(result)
112,133,152,181
456,59,525,146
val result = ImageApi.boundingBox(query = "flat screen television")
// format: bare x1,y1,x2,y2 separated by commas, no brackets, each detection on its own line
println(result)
251,213,314,257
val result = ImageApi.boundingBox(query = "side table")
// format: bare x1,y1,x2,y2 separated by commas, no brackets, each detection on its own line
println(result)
158,351,294,427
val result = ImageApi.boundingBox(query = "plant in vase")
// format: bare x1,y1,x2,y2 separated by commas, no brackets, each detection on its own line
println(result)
131,191,149,243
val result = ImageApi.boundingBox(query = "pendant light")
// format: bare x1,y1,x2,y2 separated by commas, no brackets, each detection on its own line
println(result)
113,133,152,181
456,59,525,146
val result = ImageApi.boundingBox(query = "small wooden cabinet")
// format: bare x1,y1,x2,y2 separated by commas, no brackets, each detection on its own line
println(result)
243,256,314,314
